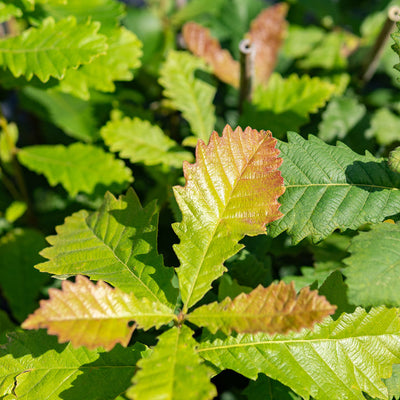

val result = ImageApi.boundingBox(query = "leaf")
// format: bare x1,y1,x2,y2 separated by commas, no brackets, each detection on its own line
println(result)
392,22,400,75
246,2,288,85
365,108,400,146
318,96,366,142
37,188,178,308
343,222,400,307
217,273,252,302
268,132,400,243
0,3,22,23
0,310,14,338
39,0,126,32
100,110,193,168
21,86,99,142
126,325,217,400
182,22,239,87
171,0,226,26
0,330,145,399
58,27,142,100
240,73,335,136
22,275,176,350
283,25,325,59
173,125,284,311
188,282,335,335
0,17,107,82
0,228,48,321
17,142,132,197
198,306,400,400
159,50,216,143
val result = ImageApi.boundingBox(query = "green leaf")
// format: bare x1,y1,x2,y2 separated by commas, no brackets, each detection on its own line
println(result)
283,25,325,59
0,310,14,338
21,86,99,142
240,73,335,137
188,282,335,335
126,325,217,400
392,22,400,75
0,17,107,82
365,108,400,146
0,330,145,399
37,188,178,308
269,132,400,243
318,96,366,142
0,228,48,321
17,142,132,197
58,27,142,100
343,222,400,307
198,306,400,400
0,3,22,23
23,275,176,350
159,50,216,144
218,273,252,302
39,0,126,32
171,0,226,26
101,110,193,168
173,125,284,311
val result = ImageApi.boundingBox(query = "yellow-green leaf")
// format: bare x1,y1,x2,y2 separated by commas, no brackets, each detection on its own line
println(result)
22,276,176,350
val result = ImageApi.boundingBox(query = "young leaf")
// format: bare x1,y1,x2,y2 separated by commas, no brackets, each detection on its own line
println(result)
241,73,335,136
0,3,22,23
17,142,132,197
159,50,216,144
187,281,335,335
0,17,107,82
0,330,145,399
173,125,284,311
58,27,142,100
269,132,400,243
22,275,176,350
100,110,193,168
0,228,48,322
37,189,178,308
246,3,288,85
343,222,400,307
198,306,400,400
127,325,217,400
182,22,239,87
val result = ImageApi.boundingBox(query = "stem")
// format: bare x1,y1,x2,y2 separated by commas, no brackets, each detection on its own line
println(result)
0,112,36,224
239,38,254,114
360,5,400,83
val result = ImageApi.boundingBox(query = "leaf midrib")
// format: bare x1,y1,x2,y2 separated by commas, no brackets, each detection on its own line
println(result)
183,134,269,310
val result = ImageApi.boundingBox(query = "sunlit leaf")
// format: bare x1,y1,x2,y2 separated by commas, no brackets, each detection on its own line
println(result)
22,276,176,350
37,188,178,308
173,125,284,310
17,142,132,196
187,281,335,334
127,325,217,400
0,3,22,23
0,17,107,82
182,21,239,87
198,306,400,400
101,110,193,168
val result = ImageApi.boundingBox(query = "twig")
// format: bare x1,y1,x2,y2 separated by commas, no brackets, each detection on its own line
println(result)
239,38,254,114
360,5,400,83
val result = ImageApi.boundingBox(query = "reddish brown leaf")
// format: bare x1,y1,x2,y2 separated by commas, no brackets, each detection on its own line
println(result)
187,281,336,335
182,21,240,87
247,3,288,85
22,275,176,350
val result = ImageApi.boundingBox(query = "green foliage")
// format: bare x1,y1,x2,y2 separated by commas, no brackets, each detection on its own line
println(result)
0,17,107,82
159,50,216,145
269,132,400,243
2,1,400,399
17,142,133,196
199,307,400,400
